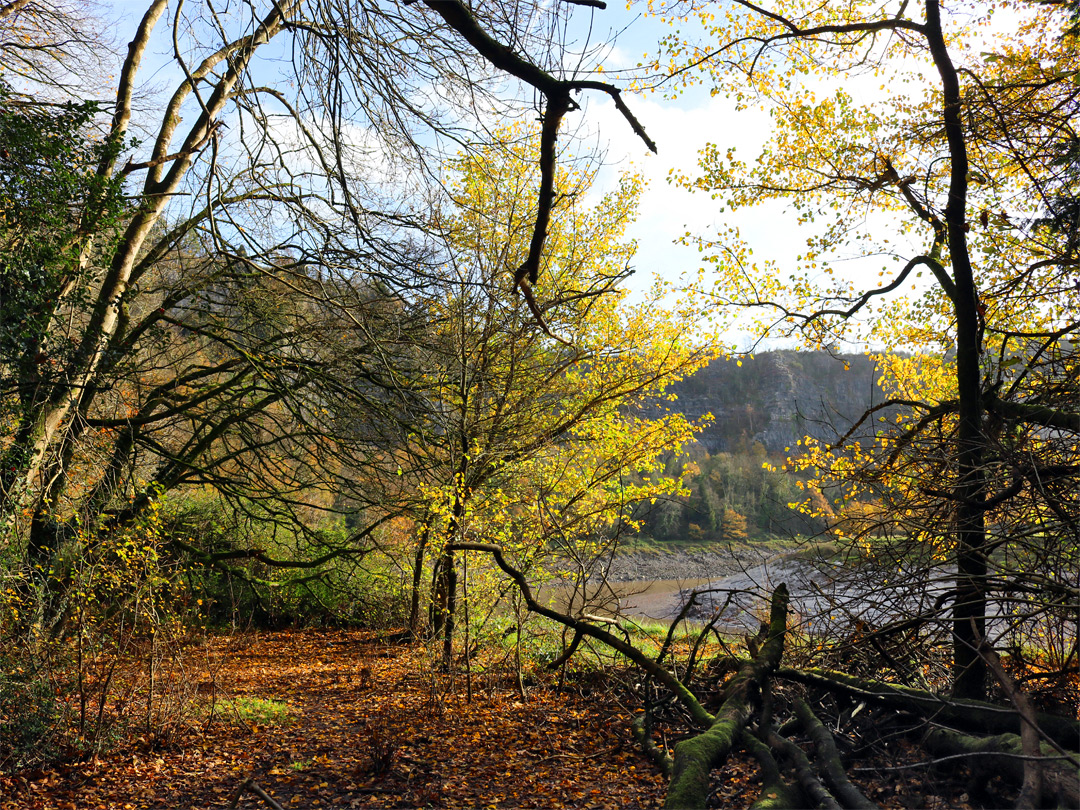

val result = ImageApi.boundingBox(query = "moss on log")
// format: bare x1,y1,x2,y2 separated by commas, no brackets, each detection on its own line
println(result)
924,727,1080,808
765,729,843,810
664,584,789,810
779,667,1080,751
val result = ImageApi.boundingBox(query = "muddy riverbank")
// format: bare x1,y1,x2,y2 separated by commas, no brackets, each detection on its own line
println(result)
601,547,829,629
602,544,778,583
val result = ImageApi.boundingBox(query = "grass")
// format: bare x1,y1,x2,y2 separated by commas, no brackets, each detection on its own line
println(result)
213,696,293,726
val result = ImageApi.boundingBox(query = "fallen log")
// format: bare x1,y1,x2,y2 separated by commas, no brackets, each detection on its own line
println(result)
764,728,843,810
742,729,802,809
778,667,1080,750
923,727,1080,809
664,584,789,810
793,698,878,810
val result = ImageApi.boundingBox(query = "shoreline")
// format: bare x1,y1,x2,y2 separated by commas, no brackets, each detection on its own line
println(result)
602,544,782,583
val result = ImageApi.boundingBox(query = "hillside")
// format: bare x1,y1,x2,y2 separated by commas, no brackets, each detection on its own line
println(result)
667,350,888,453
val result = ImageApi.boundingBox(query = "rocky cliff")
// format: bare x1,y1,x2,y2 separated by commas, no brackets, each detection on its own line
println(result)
667,351,888,453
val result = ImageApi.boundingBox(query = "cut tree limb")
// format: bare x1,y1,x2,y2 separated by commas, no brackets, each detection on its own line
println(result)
742,729,803,809
792,698,879,810
764,728,844,810
778,667,1080,750
664,584,789,810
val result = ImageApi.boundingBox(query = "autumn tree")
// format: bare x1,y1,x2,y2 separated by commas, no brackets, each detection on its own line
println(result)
649,0,1080,702
379,132,711,656
0,0,658,630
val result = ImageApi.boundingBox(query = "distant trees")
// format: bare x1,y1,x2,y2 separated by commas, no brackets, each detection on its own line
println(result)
641,446,821,544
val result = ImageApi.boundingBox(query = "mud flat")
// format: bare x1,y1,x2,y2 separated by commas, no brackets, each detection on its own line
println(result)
602,545,775,583
606,551,830,630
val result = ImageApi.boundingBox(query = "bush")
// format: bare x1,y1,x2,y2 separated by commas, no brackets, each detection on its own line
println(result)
0,663,59,772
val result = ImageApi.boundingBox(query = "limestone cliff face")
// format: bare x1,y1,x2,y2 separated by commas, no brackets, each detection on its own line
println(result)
667,351,887,453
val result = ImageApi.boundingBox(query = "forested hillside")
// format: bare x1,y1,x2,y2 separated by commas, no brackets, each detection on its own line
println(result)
635,351,895,544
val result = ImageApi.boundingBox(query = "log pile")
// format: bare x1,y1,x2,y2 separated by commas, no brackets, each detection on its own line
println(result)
640,586,1079,810
454,544,1079,809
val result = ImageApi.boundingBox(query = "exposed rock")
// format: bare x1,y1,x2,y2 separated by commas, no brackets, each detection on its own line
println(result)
664,350,892,454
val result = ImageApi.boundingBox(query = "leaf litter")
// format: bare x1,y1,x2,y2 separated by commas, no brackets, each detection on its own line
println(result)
1,630,668,809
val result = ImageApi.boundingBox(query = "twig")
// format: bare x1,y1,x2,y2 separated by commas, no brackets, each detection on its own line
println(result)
230,777,286,810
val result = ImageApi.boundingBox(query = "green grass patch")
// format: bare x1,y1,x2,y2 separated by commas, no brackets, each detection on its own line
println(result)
214,696,293,726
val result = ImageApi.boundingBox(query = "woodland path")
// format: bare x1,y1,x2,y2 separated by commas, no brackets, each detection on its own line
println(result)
1,630,1033,809
1,631,668,809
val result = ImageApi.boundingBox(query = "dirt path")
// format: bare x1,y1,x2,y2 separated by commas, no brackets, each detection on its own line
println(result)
2,631,667,810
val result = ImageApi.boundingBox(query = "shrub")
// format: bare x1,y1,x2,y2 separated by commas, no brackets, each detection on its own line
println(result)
0,662,59,772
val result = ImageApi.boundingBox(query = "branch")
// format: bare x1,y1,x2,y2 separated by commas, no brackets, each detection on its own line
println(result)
745,255,951,330
230,777,285,810
985,394,1080,434
122,120,222,174
732,0,925,39
419,0,653,328
665,585,789,809
793,698,879,809
446,541,713,727
777,667,1080,750
573,80,658,153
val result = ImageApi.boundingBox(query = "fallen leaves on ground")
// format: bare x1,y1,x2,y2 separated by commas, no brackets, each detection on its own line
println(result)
0,630,668,809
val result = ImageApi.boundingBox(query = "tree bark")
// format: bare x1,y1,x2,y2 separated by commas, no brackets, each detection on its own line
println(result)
792,698,879,810
924,0,989,703
742,730,803,809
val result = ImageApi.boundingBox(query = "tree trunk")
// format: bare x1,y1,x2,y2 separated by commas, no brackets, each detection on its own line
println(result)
408,523,431,637
924,0,989,702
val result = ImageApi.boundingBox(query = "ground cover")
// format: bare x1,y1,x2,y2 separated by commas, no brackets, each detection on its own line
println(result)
0,631,669,809
1,628,1072,809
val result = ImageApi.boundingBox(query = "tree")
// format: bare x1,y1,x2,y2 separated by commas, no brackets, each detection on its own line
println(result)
652,0,1080,700
0,0,658,628
382,132,711,655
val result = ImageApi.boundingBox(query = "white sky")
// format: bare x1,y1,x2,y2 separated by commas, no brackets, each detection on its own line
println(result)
563,5,836,344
